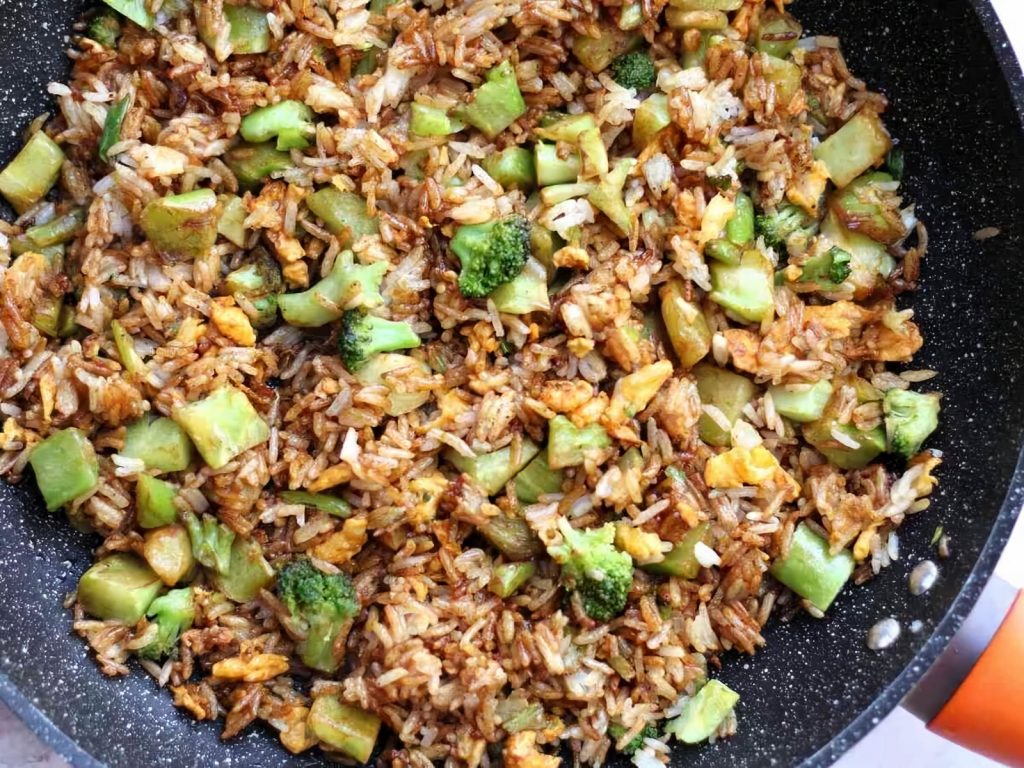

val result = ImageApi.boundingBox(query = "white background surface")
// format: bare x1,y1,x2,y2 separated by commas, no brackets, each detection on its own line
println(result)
2,3,1023,768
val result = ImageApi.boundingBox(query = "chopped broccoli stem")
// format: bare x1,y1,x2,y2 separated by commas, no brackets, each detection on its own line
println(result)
819,211,895,299
99,95,130,162
0,131,65,214
798,246,853,290
446,439,540,496
498,698,546,734
277,558,360,673
141,189,220,258
22,207,85,249
755,201,819,252
136,474,179,529
528,223,563,277
661,280,711,369
588,158,635,235
336,309,422,372
451,215,531,298
122,415,195,473
665,7,729,29
78,554,163,623
213,536,275,602
480,513,545,560
514,451,565,503
535,113,597,144
306,188,380,248
884,388,940,458
224,251,284,298
665,679,740,744
223,5,270,55
694,364,756,446
828,172,907,245
756,9,802,59
609,723,660,756
534,144,582,187
277,251,387,327
681,30,715,70
769,523,854,611
632,93,671,148
240,100,315,150
725,192,754,246
183,512,236,576
705,238,742,265
609,51,656,91
489,562,537,598
280,490,352,518
29,428,100,511
547,519,633,622
137,587,194,659
100,0,153,30
814,110,892,189
172,386,269,470
455,60,527,139
803,377,886,469
308,696,381,763
547,415,612,470
217,195,248,247
617,1,644,30
709,249,775,323
409,103,463,136
572,24,641,73
111,318,146,375
142,524,195,586
353,353,431,416
643,522,709,579
768,379,833,423
489,257,550,315
481,147,536,191
87,10,121,47
224,141,294,188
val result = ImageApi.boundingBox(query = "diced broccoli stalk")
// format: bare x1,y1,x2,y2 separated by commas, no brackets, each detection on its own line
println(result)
280,490,352,518
172,386,269,469
528,223,564,278
704,238,742,265
240,100,315,151
489,562,537,598
87,10,121,47
814,110,892,189
666,7,730,29
217,195,248,247
609,723,660,756
409,103,464,136
353,352,431,416
588,159,634,235
78,554,163,624
547,519,633,622
514,451,565,503
803,377,886,469
534,144,582,187
305,188,380,248
277,558,360,673
681,30,715,70
798,246,853,291
725,193,755,246
100,0,153,28
489,257,550,315
693,364,756,447
277,251,387,327
480,513,545,560
446,439,540,496
481,147,536,191
29,428,100,512
819,211,895,299
755,201,819,253
572,24,641,73
609,51,656,91
308,696,381,763
828,172,908,245
540,181,595,208
213,536,275,602
0,131,65,214
762,51,803,106
769,522,854,611
451,215,531,298
537,113,598,144
547,415,612,469
122,415,195,473
142,524,195,586
617,1,643,30
111,319,146,375
223,250,283,328
141,189,220,258
642,522,710,579
883,389,940,458
633,93,671,148
661,280,711,369
19,208,86,250
768,379,833,423
223,5,271,55
709,249,775,323
137,588,194,661
225,142,294,188
336,309,421,372
183,512,235,575
136,474,179,529
455,60,527,139
756,9,802,59
665,680,740,744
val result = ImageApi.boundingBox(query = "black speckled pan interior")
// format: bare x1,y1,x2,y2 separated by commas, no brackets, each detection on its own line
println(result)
1,1,1024,766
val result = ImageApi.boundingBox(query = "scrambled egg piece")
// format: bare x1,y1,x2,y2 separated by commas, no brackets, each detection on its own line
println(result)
174,316,207,345
606,360,674,424
128,144,188,179
278,705,316,754
311,517,368,565
552,245,590,270
307,463,353,492
699,193,736,246
786,159,829,216
704,445,800,500
504,731,560,768
539,379,593,414
408,473,448,526
211,653,290,682
615,522,670,565
210,298,256,346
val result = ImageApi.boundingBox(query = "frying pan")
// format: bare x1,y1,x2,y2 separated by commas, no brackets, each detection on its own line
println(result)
1,0,1024,766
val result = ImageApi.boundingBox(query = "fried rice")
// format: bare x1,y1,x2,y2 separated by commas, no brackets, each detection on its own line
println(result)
0,0,942,765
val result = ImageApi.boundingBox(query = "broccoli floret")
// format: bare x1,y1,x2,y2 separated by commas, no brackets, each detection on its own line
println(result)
609,52,656,91
755,202,819,251
798,246,852,288
137,587,195,660
277,558,360,673
547,519,633,622
87,10,121,48
883,389,940,458
183,512,235,575
336,309,421,372
450,215,531,298
608,723,660,756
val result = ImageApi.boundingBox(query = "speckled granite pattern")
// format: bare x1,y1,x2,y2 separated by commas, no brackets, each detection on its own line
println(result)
1,1,1023,767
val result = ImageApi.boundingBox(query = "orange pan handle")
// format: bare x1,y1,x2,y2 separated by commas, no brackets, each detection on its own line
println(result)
906,578,1024,767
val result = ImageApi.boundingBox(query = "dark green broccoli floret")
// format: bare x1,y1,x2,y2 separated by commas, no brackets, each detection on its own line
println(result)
755,202,819,251
450,215,531,298
183,512,235,575
137,587,195,660
798,246,852,288
547,520,633,622
609,52,656,91
277,557,360,672
608,723,660,756
336,309,421,372
87,10,121,48
883,388,940,458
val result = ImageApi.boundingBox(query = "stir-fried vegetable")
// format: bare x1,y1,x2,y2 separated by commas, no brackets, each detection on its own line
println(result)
769,523,854,610
0,131,64,213
29,428,99,511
